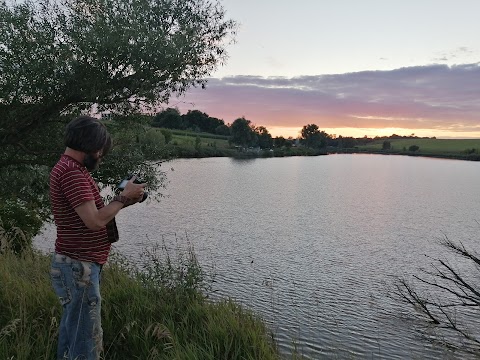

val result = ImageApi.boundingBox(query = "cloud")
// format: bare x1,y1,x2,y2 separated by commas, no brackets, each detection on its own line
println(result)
175,63,480,135
432,47,476,62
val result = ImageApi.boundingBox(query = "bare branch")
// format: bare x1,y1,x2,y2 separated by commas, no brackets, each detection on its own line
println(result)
392,236,480,355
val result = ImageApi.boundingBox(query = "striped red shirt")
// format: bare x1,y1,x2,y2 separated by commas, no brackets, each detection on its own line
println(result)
50,154,111,264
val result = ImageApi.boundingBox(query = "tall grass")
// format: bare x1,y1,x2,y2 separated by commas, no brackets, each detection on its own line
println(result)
0,217,30,255
0,240,280,359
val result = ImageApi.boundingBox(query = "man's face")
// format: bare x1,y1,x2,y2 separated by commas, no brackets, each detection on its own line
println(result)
84,151,102,171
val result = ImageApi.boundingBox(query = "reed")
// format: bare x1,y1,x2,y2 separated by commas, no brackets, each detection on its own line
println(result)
0,242,279,359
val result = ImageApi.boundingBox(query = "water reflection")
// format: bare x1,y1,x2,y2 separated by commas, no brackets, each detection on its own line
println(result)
35,155,480,359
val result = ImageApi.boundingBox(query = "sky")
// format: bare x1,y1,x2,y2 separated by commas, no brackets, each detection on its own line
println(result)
175,0,480,139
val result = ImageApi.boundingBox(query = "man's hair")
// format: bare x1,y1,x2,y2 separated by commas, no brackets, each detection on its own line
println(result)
65,116,112,155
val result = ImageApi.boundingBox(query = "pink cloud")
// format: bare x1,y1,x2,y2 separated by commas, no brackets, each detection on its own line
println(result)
174,63,480,135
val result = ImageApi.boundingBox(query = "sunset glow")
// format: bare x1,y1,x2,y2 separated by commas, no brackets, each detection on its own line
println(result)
173,1,480,139
176,64,480,140
266,126,480,140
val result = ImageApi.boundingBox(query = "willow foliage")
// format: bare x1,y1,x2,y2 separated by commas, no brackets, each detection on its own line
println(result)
0,0,236,247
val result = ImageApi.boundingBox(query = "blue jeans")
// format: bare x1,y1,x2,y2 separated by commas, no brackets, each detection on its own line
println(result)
50,253,103,360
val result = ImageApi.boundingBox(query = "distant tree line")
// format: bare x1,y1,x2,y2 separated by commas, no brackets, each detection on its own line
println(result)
153,108,230,136
152,108,436,151
152,108,278,149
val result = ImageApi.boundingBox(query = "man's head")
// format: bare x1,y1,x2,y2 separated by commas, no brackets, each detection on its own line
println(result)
65,116,112,171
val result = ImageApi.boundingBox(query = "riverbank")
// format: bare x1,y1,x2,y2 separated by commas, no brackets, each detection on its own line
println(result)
350,138,480,161
164,131,327,159
166,130,480,161
0,248,281,360
331,148,480,161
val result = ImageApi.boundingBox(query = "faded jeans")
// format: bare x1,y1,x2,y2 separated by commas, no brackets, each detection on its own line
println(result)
50,253,103,360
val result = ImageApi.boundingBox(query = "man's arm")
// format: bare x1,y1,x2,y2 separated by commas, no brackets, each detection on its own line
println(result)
75,179,146,231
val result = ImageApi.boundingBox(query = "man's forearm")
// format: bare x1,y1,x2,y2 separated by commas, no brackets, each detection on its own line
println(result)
75,199,125,231
97,200,125,227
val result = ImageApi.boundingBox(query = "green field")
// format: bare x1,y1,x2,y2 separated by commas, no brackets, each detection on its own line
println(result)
171,132,231,150
169,129,230,141
358,138,480,154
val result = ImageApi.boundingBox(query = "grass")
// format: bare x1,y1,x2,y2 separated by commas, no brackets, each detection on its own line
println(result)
155,129,236,158
171,133,232,151
0,240,280,360
167,129,230,141
358,138,480,154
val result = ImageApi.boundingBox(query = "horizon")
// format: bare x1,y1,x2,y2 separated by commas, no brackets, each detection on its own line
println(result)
167,103,479,140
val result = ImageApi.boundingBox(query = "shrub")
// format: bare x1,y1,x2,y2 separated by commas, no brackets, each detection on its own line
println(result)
160,129,173,144
464,148,478,155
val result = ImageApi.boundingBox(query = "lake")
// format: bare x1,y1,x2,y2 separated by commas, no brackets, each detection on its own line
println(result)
34,154,480,359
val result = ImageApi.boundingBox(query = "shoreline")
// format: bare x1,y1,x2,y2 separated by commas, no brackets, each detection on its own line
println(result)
167,147,480,162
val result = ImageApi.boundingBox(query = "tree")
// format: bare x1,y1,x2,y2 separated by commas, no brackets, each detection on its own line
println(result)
152,108,184,129
230,117,256,147
338,136,357,149
1,0,236,162
274,136,286,148
409,145,420,152
215,124,230,136
393,237,480,355
0,0,236,246
255,126,273,149
301,124,329,149
182,110,209,132
382,140,391,150
182,110,226,134
205,116,226,134
285,138,294,149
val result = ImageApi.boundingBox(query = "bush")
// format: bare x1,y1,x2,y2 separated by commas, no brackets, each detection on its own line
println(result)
160,129,173,144
137,128,166,160
464,148,478,155
0,165,51,254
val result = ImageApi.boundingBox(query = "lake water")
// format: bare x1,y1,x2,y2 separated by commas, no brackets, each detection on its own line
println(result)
35,154,480,359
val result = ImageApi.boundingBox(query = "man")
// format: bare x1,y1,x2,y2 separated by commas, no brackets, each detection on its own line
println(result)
49,115,146,360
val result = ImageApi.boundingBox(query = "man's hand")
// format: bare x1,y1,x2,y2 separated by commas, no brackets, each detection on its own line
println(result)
120,176,146,204
75,176,147,231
